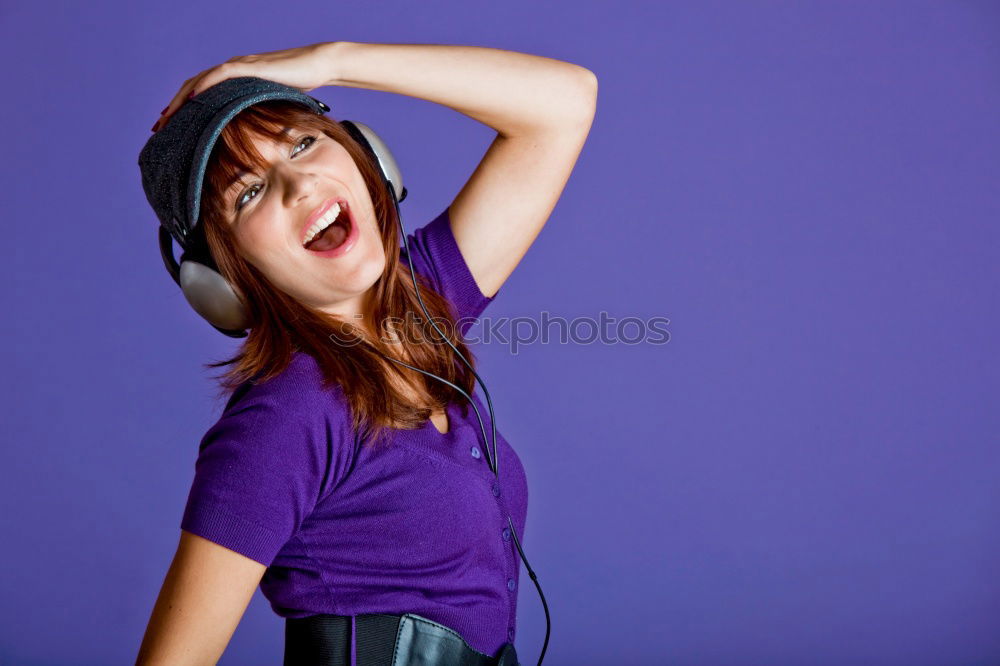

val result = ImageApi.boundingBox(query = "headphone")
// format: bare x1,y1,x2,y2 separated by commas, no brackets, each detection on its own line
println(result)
158,118,551,664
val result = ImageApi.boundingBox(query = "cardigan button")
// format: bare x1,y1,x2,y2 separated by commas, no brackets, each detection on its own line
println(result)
508,627,515,641
470,446,481,459
507,577,516,591
502,527,511,541
492,483,500,497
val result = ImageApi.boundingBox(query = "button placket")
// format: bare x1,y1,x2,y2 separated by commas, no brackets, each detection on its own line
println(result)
465,420,519,638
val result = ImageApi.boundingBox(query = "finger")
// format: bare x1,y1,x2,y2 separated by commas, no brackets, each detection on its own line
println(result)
154,70,215,131
166,75,198,113
188,62,241,99
154,63,243,132
153,75,199,132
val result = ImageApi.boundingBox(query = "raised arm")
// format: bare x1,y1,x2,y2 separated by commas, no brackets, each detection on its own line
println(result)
326,41,598,298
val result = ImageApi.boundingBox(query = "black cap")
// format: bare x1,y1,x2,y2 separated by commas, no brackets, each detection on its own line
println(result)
138,76,330,250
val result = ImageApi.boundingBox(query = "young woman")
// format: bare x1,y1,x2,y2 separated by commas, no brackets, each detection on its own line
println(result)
135,41,596,666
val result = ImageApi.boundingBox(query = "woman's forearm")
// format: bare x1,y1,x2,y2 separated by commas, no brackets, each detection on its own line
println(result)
323,41,597,138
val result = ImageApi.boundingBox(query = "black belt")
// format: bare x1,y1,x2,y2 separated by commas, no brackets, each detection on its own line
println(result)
284,612,521,666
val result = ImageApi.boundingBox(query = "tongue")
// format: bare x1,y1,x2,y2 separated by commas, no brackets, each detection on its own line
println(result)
306,220,348,252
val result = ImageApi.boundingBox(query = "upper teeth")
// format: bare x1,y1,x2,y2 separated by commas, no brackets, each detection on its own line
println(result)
303,203,343,245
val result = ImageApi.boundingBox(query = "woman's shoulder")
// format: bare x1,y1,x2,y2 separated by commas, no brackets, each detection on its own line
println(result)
220,350,350,424
185,352,356,565
401,206,498,334
200,351,358,481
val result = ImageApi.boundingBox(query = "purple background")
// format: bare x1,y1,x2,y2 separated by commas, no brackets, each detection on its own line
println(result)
2,1,998,664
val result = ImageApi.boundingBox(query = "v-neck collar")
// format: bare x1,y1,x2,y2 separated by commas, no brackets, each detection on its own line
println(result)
423,401,456,437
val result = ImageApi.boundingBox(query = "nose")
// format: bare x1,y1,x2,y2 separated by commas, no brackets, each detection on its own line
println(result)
280,166,319,207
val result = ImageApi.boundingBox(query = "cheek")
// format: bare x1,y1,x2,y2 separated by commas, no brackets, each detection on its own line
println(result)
233,220,282,270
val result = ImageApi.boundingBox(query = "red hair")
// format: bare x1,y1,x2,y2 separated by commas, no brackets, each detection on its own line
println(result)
196,100,480,448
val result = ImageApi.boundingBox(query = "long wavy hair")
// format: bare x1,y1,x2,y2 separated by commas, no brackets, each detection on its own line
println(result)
194,99,480,449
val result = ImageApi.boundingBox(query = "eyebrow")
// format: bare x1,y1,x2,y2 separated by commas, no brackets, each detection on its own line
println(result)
226,126,295,192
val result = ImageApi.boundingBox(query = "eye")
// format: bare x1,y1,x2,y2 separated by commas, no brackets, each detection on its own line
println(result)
234,135,318,211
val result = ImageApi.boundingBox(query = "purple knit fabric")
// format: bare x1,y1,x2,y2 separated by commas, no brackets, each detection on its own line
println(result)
179,207,528,657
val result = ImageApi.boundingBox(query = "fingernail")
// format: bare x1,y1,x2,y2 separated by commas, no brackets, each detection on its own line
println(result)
161,106,169,115
188,91,195,99
151,120,159,132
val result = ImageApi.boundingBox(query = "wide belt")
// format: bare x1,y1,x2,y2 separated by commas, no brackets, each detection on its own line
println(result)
284,612,521,666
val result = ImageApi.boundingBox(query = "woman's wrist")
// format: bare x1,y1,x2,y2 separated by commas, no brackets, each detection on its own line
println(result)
321,40,355,87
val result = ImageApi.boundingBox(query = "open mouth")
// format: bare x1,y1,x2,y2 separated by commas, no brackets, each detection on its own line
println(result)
303,199,357,255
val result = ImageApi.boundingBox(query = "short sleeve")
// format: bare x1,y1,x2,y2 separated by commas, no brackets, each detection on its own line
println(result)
180,358,350,566
402,206,499,337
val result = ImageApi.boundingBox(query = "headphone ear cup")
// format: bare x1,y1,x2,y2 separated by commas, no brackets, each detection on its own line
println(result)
160,226,249,338
178,255,252,334
340,120,405,203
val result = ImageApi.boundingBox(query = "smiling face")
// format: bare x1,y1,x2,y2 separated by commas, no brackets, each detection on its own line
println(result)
220,126,387,319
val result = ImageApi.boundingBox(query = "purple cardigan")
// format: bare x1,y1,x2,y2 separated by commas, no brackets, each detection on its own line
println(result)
179,207,528,658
